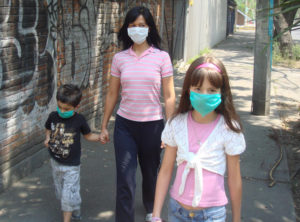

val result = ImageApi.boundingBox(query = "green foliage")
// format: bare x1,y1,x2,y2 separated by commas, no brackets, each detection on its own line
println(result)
292,44,300,60
273,41,300,67
236,0,256,19
187,48,211,64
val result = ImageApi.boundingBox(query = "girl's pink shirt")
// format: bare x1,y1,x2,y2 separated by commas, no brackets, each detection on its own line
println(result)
170,111,228,207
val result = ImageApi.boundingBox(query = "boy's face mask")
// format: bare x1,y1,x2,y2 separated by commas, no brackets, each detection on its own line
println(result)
127,27,149,45
57,106,74,118
189,91,222,117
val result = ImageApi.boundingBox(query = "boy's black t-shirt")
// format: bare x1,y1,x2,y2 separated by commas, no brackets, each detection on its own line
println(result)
45,112,91,166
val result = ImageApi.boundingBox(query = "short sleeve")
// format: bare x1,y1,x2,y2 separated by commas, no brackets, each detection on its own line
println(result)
161,120,177,147
224,131,246,155
80,115,91,135
110,54,121,78
161,52,173,78
45,113,53,130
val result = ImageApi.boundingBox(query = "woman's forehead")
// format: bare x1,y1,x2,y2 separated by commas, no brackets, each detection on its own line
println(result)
131,15,146,24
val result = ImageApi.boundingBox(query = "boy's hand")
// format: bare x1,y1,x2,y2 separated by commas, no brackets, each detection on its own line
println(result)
100,128,109,144
44,138,50,147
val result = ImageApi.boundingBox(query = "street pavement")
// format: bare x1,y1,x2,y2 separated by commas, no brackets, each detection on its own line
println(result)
0,30,298,222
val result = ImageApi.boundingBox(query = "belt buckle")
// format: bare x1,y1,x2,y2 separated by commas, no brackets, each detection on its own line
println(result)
189,211,195,218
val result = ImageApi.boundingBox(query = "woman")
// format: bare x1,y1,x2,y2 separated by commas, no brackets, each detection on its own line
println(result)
100,6,176,222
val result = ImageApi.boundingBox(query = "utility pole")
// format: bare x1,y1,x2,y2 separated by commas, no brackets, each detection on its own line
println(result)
252,0,273,115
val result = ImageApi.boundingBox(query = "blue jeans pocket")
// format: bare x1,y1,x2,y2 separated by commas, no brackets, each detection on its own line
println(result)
210,206,226,222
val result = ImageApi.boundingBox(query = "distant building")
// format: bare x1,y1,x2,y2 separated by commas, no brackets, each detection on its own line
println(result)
236,9,253,26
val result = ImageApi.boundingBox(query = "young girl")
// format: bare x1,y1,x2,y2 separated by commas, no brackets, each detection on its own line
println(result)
152,56,246,222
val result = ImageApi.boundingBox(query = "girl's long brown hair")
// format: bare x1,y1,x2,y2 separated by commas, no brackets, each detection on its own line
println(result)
173,56,242,133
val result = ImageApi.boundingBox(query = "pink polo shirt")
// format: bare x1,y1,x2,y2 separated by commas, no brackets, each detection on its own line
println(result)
170,111,228,207
110,46,173,122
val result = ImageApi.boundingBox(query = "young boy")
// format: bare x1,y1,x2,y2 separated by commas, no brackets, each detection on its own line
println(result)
44,84,100,222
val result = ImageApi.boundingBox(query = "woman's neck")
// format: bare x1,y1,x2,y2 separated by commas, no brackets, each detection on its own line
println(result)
191,110,218,124
132,42,150,56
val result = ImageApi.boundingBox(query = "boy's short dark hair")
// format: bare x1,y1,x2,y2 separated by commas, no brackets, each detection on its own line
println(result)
56,84,82,107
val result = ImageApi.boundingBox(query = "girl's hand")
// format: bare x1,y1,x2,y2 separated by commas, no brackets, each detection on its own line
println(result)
160,142,166,149
100,128,110,144
151,217,163,222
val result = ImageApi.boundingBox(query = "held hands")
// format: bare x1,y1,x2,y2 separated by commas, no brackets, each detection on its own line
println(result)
100,128,110,144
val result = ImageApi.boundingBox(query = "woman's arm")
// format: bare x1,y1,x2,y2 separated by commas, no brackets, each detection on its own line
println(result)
152,145,177,220
227,154,242,222
162,76,176,120
100,76,120,144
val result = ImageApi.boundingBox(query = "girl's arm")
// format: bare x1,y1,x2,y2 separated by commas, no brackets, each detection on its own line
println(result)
100,76,121,144
162,76,176,120
227,154,242,222
152,145,177,220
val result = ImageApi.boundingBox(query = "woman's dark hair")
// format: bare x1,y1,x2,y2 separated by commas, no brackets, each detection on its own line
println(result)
118,6,161,50
56,84,82,107
173,56,243,133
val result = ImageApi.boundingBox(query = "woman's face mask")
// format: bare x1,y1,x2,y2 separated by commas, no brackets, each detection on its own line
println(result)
189,91,222,117
127,27,149,45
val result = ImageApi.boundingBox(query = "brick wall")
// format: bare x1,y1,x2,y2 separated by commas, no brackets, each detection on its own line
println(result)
0,0,172,192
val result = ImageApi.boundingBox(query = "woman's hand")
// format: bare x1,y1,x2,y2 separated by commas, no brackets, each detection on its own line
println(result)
100,128,110,144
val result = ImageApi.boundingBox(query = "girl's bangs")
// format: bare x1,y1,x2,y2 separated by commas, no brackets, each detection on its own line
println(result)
191,68,223,88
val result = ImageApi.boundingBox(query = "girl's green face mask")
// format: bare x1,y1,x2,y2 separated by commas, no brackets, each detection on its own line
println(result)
190,91,221,117
57,107,74,118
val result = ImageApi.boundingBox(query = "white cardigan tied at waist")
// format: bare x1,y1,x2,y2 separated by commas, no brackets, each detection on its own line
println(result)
177,151,204,207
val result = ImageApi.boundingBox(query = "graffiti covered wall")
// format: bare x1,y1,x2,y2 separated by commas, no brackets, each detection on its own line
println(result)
0,0,165,192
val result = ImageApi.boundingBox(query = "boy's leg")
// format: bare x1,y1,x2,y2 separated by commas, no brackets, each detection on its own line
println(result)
63,211,72,222
138,120,164,214
114,115,139,222
51,159,63,200
61,165,81,218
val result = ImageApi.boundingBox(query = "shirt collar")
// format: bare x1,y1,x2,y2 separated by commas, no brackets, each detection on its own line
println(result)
127,45,156,57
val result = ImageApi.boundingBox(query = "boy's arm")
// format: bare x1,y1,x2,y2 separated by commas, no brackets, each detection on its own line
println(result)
44,129,51,147
83,133,100,142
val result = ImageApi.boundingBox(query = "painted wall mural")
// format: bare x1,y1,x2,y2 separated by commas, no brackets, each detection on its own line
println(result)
0,0,165,192
0,0,56,119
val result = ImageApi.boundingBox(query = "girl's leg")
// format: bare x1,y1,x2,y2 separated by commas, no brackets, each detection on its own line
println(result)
138,119,164,214
114,115,139,222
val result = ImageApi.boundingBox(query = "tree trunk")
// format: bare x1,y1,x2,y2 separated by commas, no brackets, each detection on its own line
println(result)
273,12,293,58
273,0,297,58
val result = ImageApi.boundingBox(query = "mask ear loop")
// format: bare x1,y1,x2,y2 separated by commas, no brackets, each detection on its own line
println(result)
195,63,221,74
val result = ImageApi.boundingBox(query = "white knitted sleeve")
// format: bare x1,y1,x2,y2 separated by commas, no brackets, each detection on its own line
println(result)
224,130,246,156
161,120,177,147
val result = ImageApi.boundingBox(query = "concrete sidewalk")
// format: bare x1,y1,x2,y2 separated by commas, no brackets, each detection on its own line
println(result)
0,30,298,222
